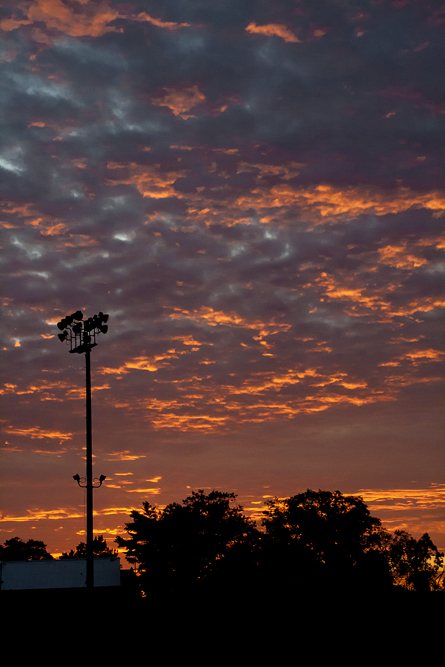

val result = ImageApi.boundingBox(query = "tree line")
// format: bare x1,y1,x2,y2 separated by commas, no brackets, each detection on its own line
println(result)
2,489,443,595
115,489,444,595
0,534,116,561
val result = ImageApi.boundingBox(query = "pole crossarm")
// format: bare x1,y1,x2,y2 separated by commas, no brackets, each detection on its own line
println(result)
73,474,106,488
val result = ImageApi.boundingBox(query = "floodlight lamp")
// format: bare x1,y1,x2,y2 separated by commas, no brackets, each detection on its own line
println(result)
57,321,65,331
58,332,67,342
73,323,82,334
72,311,83,321
99,475,106,483
73,474,80,482
100,324,108,334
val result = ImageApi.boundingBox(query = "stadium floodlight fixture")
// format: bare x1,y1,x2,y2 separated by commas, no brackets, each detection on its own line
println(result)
57,310,109,354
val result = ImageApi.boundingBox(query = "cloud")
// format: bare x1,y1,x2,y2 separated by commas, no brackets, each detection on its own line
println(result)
1,0,121,38
3,426,73,442
0,0,443,557
246,22,301,43
151,84,206,118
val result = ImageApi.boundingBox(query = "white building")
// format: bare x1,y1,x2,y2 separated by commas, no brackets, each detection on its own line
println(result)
0,557,121,590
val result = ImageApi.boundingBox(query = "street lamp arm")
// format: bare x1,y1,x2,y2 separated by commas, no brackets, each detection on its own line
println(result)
73,473,86,487
73,473,106,488
93,475,106,488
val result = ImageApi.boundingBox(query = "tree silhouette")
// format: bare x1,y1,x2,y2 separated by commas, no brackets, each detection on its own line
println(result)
116,488,444,596
260,489,391,592
116,489,259,596
60,535,117,559
0,537,53,561
380,530,444,592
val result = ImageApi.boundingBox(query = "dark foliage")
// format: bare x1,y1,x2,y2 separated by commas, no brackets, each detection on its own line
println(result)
115,489,259,596
260,490,395,592
59,535,117,559
0,537,54,561
379,529,444,592
116,488,444,597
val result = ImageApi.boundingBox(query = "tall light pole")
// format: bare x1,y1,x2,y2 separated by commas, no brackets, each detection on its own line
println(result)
57,310,109,590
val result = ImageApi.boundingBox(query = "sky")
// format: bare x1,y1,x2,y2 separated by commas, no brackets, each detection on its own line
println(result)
1,0,444,560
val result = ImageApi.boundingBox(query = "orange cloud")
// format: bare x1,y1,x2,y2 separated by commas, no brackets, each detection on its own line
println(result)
314,273,445,320
378,242,429,269
315,272,391,315
105,451,146,461
0,203,70,236
106,161,187,199
228,369,319,395
97,506,141,516
172,335,204,346
4,426,73,441
134,12,191,30
8,379,109,401
355,485,445,511
65,234,99,247
103,165,443,232
149,413,228,431
1,0,121,38
0,383,17,394
246,22,301,43
125,488,161,494
1,3,194,42
0,508,83,523
388,297,445,317
27,218,67,236
233,184,445,225
169,306,291,336
415,235,445,252
304,391,394,407
237,161,305,180
151,85,206,117
403,348,445,363
99,348,192,376
111,358,402,431
0,505,143,525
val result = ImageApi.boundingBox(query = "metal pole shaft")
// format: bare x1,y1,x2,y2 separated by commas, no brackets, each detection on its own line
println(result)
85,345,94,589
